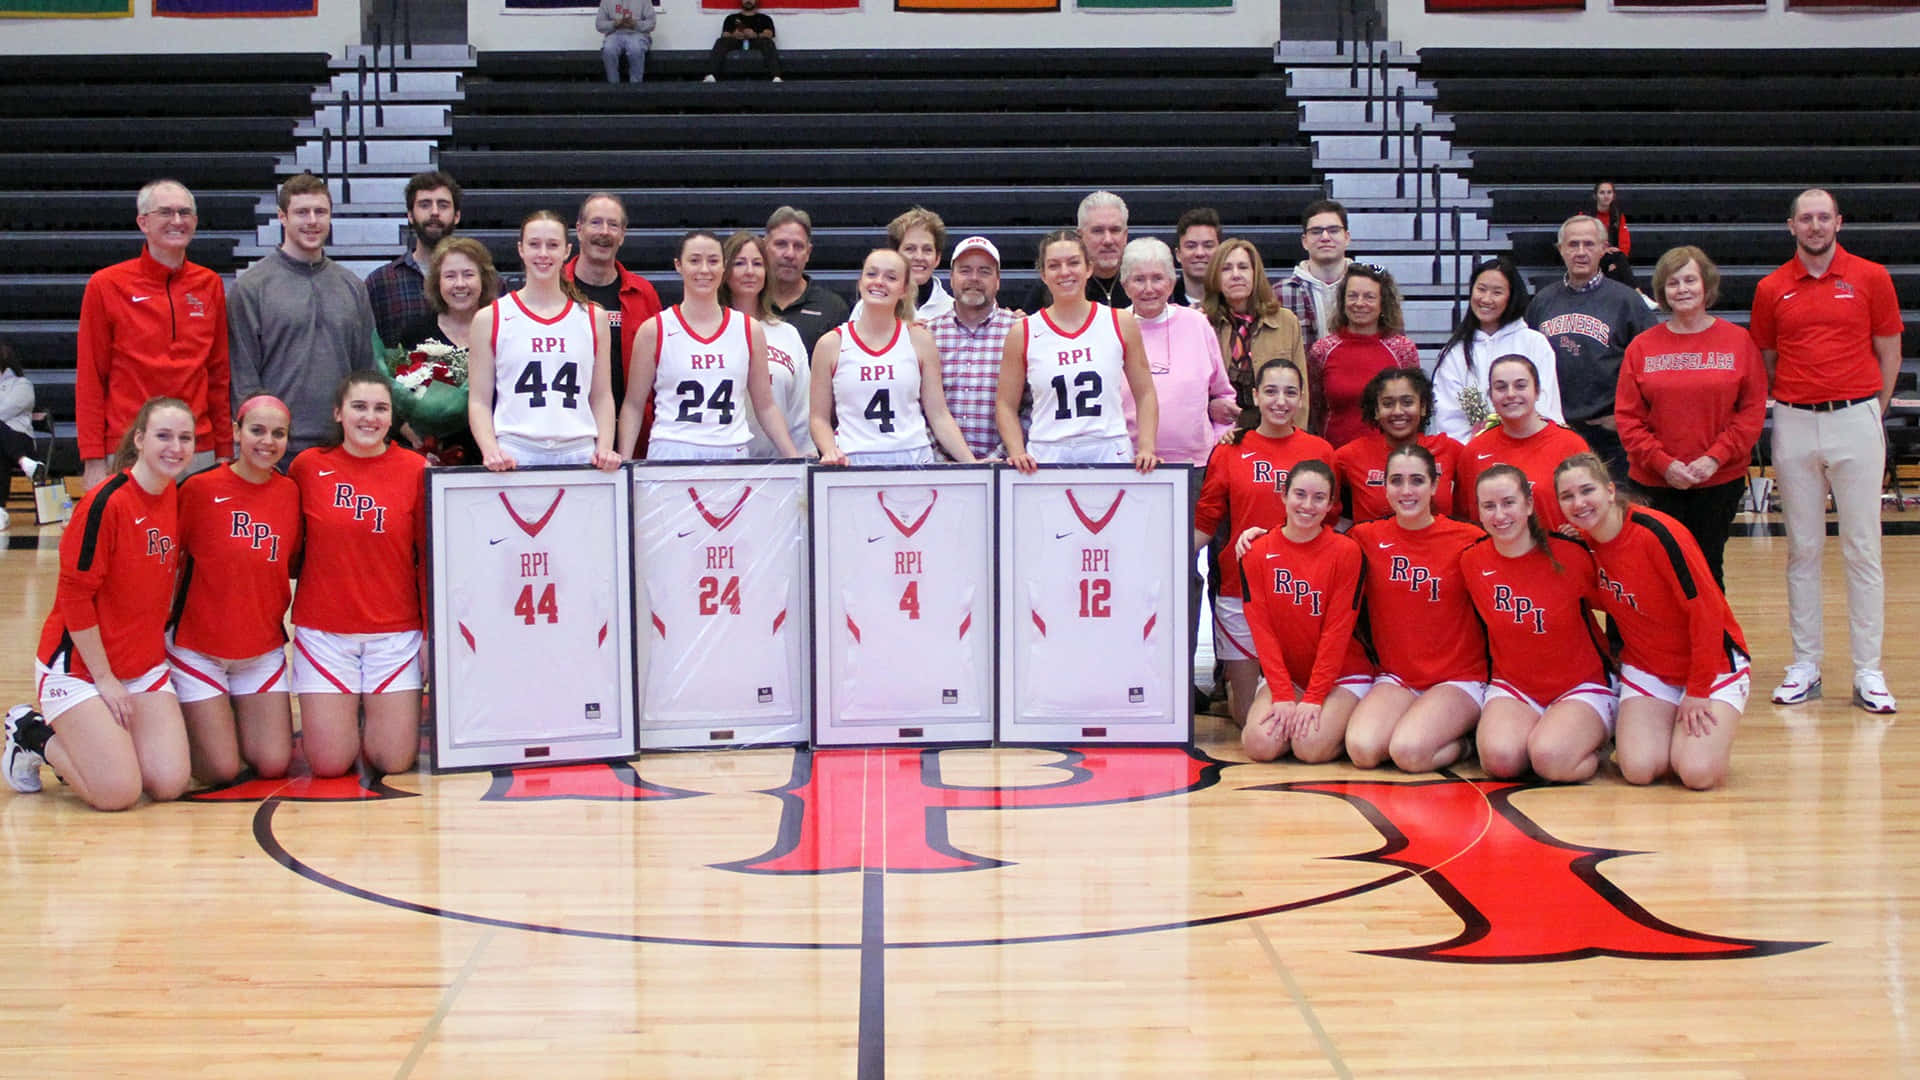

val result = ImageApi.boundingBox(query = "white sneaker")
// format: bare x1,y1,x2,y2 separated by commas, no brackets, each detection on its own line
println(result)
1770,664,1821,705
702,74,716,83
4,705,45,795
771,76,783,83
1853,671,1897,714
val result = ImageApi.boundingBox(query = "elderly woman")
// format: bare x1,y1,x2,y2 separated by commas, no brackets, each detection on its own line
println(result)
1119,238,1238,469
1202,237,1308,429
1616,246,1765,589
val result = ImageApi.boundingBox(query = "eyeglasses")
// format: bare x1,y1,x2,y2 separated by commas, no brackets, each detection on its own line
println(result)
1304,225,1346,238
142,207,196,220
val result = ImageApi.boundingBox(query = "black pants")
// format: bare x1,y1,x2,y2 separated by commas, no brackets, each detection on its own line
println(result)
711,36,782,79
1642,477,1747,591
0,424,32,466
1579,421,1631,494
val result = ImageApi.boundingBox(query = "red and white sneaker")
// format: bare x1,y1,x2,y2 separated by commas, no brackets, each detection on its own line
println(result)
1853,671,1897,715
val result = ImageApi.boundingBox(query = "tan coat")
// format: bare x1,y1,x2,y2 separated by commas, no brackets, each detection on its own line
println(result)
1214,306,1308,429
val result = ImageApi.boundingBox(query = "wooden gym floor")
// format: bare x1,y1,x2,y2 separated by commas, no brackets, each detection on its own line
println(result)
1,508,1916,1078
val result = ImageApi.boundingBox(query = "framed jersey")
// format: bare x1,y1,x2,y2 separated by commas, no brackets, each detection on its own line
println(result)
428,467,637,772
632,462,811,749
996,465,1193,745
808,466,995,747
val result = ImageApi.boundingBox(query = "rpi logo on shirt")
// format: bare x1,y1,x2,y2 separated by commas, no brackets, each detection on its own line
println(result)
331,482,387,533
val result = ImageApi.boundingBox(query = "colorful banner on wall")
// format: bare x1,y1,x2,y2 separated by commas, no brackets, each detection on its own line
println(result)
1610,0,1760,9
1080,0,1231,7
703,0,859,9
1788,0,1920,7
0,0,128,15
1425,0,1582,11
897,0,1053,7
504,0,597,10
155,0,315,14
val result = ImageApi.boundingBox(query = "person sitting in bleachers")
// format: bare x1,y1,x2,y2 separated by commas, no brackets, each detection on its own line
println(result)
1579,180,1635,288
705,0,782,83
0,346,49,528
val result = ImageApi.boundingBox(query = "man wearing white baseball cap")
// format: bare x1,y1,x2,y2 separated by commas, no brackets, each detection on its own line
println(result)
925,236,1021,460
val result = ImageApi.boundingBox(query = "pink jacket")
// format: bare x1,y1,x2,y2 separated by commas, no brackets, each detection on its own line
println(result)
1123,305,1237,466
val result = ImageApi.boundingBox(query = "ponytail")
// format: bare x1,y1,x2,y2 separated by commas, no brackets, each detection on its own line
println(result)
111,396,193,473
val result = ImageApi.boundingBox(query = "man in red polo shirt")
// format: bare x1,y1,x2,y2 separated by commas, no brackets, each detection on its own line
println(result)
76,179,230,489
564,191,662,410
1749,188,1904,713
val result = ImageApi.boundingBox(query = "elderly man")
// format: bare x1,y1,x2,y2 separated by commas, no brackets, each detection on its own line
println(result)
1751,189,1904,714
925,235,1020,460
1022,190,1132,312
1526,214,1658,481
1275,199,1352,350
365,170,460,347
228,172,375,459
564,191,661,407
765,205,849,355
76,178,230,489
1168,207,1221,309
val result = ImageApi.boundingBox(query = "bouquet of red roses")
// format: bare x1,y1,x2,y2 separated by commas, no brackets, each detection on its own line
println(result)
379,339,470,440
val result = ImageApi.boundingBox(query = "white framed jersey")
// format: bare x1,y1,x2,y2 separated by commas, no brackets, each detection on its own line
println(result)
649,305,755,450
1023,304,1129,447
632,462,810,748
997,465,1193,745
809,468,995,746
829,319,931,456
489,292,601,446
427,467,636,772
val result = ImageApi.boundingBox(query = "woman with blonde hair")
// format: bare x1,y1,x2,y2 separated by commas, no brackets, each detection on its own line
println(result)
719,230,812,458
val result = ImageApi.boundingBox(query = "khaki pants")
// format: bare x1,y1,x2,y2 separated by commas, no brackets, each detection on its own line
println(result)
1770,399,1885,674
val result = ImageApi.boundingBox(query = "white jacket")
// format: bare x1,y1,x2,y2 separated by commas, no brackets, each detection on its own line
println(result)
0,370,34,436
1430,319,1564,445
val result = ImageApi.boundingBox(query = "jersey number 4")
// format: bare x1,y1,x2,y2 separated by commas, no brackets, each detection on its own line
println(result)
515,360,582,409
698,574,742,615
1049,371,1103,420
676,379,736,425
513,583,559,624
864,388,896,434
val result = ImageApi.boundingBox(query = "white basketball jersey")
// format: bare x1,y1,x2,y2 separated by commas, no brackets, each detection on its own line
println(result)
638,480,797,728
490,292,600,444
831,320,930,456
1021,486,1167,718
1024,304,1129,445
447,486,621,743
649,306,753,450
747,319,813,459
836,489,984,722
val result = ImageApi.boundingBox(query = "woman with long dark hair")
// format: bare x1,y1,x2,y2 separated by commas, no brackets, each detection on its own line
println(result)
1430,256,1563,444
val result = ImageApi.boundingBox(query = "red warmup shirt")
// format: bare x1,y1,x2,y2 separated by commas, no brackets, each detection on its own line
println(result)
1460,535,1611,706
1748,244,1903,405
1616,319,1768,490
1307,331,1421,449
289,445,427,634
1585,506,1748,698
171,465,303,659
1350,515,1487,689
37,472,181,681
1456,421,1591,534
76,247,231,460
1239,526,1370,705
1196,427,1336,598
1333,431,1462,524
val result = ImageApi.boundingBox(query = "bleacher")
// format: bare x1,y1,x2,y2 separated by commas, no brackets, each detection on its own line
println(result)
1421,47,1920,355
0,53,331,474
446,48,1315,306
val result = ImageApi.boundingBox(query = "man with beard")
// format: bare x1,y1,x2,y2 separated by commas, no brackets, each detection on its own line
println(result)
925,235,1020,460
765,205,848,355
366,172,461,348
1022,190,1131,313
563,191,661,408
1750,188,1904,714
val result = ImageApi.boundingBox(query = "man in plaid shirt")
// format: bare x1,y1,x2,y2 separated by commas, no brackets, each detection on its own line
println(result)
925,236,1021,460
1273,198,1352,351
366,171,461,347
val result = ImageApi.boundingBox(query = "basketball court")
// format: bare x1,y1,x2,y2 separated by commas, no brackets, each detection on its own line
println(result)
1,522,1915,1077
